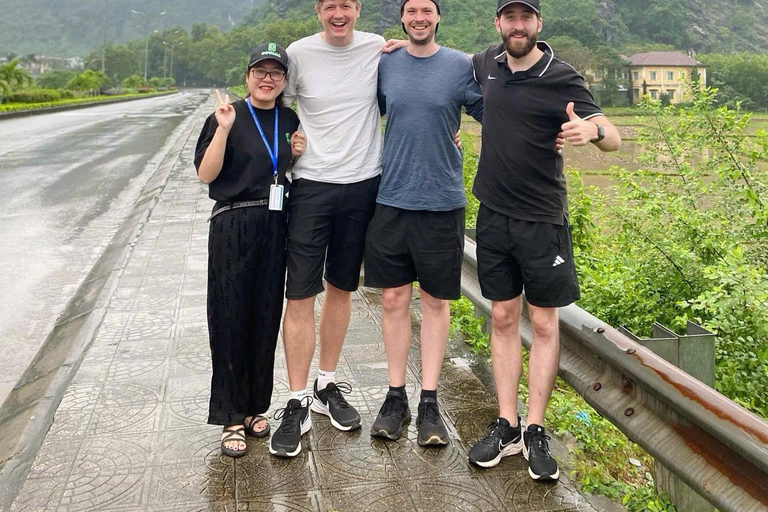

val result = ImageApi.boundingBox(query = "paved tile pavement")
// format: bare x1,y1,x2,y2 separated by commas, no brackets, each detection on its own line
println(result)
10,108,601,512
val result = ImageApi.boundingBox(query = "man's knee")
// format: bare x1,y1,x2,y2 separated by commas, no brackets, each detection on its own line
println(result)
381,286,411,312
529,308,558,341
286,296,316,317
491,301,521,333
324,282,352,303
420,291,448,315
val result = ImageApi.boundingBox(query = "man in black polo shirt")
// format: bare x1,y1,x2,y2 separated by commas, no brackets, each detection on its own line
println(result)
466,0,620,481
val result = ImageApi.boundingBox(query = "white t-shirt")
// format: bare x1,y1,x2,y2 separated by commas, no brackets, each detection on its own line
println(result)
285,31,384,184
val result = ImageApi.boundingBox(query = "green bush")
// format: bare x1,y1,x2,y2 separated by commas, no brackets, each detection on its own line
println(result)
461,131,481,229
6,88,62,103
66,69,110,93
570,87,768,418
148,76,164,89
122,74,144,89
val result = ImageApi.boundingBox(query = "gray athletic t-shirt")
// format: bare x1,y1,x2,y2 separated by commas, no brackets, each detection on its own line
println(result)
284,32,385,184
377,46,483,211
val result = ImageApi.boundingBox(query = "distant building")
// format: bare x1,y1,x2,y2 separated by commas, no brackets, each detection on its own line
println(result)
627,51,706,104
589,51,706,106
19,55,84,76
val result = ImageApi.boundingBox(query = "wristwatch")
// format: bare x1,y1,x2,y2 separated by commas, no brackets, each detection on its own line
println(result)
592,125,605,143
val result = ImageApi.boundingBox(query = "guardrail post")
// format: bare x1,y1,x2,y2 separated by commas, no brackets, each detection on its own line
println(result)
681,322,716,388
620,322,716,512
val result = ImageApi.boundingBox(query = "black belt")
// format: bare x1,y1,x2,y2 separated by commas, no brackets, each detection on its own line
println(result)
208,199,269,222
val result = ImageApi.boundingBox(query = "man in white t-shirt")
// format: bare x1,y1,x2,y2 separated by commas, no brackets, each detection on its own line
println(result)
269,0,388,458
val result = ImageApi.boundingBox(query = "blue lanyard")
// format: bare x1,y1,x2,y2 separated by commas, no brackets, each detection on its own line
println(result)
246,98,279,183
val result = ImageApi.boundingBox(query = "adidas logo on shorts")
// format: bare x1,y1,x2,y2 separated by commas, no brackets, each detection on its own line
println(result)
552,255,565,267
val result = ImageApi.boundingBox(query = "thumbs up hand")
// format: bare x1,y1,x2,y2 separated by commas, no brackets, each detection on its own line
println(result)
561,101,598,146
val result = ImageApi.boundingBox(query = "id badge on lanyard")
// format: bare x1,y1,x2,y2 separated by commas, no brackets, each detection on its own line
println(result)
269,182,284,211
247,99,284,211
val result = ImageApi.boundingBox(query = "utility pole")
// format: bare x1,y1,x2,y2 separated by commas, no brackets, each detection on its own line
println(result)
170,43,182,82
162,32,182,83
101,0,108,74
131,9,166,82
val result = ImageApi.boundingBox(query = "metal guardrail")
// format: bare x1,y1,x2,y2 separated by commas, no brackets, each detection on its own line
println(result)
461,236,768,512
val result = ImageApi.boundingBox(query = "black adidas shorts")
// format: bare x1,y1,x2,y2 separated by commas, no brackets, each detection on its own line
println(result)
475,203,579,307
364,204,465,300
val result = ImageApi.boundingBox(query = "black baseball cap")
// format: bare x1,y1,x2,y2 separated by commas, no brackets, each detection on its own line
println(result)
400,0,441,34
400,0,440,14
496,0,540,15
247,42,289,71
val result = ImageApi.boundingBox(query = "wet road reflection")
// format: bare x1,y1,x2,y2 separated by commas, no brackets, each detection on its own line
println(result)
0,90,210,404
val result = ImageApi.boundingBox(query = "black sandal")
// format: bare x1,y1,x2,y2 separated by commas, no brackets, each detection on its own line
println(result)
221,426,247,458
244,415,271,438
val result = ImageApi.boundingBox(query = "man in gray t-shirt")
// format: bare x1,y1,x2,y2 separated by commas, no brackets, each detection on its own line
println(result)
365,0,483,446
270,0,397,459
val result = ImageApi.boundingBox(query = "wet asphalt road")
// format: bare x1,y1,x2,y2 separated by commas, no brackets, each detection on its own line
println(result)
0,90,210,405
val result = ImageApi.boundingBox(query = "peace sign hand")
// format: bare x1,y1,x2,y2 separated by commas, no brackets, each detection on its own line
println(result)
214,90,236,132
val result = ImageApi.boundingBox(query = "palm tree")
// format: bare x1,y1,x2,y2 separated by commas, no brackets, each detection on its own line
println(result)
0,78,10,104
0,59,33,92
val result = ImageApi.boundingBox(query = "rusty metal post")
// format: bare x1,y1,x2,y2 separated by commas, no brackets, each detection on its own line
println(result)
620,323,716,512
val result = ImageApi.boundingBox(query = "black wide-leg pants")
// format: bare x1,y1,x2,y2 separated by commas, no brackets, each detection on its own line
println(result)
206,206,286,426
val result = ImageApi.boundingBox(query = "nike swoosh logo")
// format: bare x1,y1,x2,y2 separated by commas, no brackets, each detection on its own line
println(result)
488,74,498,80
499,439,515,450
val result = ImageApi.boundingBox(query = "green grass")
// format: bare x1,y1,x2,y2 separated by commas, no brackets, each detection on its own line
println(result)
0,90,176,114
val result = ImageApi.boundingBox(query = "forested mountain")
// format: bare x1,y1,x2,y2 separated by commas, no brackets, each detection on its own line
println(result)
3,0,768,58
248,0,768,54
0,0,262,57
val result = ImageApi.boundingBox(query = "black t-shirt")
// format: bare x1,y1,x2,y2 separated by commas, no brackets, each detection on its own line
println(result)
471,42,603,225
194,98,300,206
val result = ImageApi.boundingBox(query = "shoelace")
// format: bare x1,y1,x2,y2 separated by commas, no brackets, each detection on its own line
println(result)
418,400,442,424
324,381,353,409
528,430,553,458
273,396,313,434
379,393,408,417
478,421,503,446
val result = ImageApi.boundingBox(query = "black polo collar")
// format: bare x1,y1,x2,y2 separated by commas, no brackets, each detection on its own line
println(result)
494,41,555,80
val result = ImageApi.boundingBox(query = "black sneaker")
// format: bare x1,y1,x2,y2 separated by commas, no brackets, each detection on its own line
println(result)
269,398,312,458
467,417,523,468
311,380,361,431
416,397,449,446
523,424,560,480
370,390,411,440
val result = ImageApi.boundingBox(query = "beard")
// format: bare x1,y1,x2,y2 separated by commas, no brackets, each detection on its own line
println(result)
502,28,538,58
407,25,436,46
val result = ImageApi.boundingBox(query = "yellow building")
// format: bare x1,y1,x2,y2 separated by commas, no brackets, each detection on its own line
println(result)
627,51,706,104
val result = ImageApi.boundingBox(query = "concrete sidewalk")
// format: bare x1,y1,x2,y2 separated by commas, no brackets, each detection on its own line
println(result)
9,106,600,512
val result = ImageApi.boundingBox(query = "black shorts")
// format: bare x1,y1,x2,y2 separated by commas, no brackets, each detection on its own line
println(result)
475,203,579,308
285,175,380,300
364,204,465,300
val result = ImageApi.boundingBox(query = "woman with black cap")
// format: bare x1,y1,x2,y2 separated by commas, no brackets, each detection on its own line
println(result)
194,42,305,457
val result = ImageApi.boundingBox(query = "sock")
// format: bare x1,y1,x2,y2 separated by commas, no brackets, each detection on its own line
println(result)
388,385,406,397
317,369,336,390
499,416,518,428
420,389,437,401
289,389,307,403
